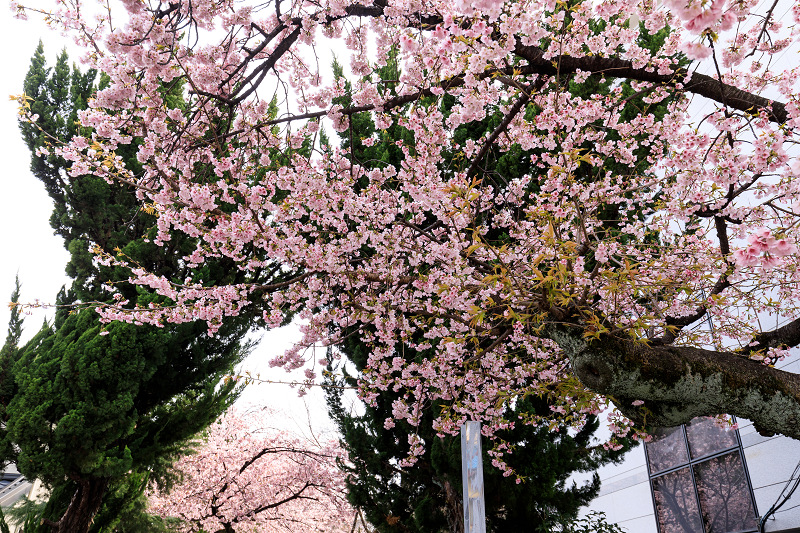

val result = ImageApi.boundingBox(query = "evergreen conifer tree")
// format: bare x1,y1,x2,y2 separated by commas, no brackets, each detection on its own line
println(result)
3,43,287,533
327,330,633,533
0,277,24,467
325,23,681,532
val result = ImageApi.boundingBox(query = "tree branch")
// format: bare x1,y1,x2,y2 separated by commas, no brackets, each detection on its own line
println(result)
513,41,788,123
466,79,539,179
748,317,800,353
548,324,800,437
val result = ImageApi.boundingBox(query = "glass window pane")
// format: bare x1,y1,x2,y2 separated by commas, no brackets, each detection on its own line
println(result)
652,467,704,533
685,417,738,459
694,451,757,533
646,426,688,473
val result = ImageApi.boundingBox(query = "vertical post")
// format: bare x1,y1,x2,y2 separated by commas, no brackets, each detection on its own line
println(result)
461,421,487,533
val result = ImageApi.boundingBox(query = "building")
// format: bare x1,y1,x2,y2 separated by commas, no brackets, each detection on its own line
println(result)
0,467,45,533
584,355,800,533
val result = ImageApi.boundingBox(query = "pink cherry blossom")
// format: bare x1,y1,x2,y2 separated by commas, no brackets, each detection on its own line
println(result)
680,41,713,60
148,409,357,532
773,239,798,257
13,0,800,461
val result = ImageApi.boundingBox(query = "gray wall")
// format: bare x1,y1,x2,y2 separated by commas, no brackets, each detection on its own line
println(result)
580,447,657,532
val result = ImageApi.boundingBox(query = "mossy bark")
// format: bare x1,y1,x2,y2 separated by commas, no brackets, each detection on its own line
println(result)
548,325,800,438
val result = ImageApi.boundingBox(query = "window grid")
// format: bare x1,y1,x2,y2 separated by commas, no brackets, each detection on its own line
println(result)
644,419,759,533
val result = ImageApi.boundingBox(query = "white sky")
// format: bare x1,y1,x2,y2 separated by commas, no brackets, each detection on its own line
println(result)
0,8,341,434
0,9,72,338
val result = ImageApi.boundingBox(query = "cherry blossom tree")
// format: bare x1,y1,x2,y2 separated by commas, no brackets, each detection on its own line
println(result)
12,0,800,458
147,409,360,533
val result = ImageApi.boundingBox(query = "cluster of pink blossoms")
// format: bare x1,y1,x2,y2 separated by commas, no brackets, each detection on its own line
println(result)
734,228,798,268
665,0,737,34
666,0,738,59
147,409,355,532
11,0,800,466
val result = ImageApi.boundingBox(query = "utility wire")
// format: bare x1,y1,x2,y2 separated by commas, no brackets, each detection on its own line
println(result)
759,459,800,532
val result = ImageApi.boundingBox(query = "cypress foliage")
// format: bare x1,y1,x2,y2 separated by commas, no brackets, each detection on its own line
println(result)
0,277,23,408
0,277,24,469
325,24,679,532
3,43,281,533
327,332,632,533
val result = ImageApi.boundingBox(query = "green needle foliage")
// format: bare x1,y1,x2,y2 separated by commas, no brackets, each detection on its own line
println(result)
322,58,635,533
324,23,680,533
327,331,633,533
0,277,23,474
2,43,281,533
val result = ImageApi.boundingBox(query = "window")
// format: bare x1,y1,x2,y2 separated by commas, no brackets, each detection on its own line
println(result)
645,417,758,533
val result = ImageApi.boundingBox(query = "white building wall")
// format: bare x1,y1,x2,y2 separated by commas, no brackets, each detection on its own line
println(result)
578,445,658,532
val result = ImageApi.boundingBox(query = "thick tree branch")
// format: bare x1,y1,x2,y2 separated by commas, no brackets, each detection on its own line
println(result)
255,52,787,135
237,446,334,476
748,317,800,353
247,481,319,516
513,42,788,123
656,265,733,345
466,79,538,179
176,1,788,137
655,217,735,339
548,324,800,437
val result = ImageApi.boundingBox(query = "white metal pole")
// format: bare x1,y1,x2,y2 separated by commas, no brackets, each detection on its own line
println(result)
461,421,487,533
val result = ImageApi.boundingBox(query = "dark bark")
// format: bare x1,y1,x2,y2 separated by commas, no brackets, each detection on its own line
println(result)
219,3,788,132
261,48,789,129
42,477,110,533
512,42,788,123
547,325,800,438
751,316,800,353
442,479,464,533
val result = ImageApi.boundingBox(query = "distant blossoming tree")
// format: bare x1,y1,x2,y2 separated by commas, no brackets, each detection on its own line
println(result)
148,409,360,533
12,0,800,460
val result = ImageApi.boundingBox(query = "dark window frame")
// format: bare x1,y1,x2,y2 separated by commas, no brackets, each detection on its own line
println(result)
644,417,759,533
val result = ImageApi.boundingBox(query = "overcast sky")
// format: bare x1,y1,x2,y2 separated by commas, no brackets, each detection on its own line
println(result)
0,8,340,433
0,10,73,339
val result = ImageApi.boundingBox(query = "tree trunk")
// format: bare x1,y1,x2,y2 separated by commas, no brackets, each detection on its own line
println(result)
43,477,109,533
442,478,464,533
547,325,800,438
